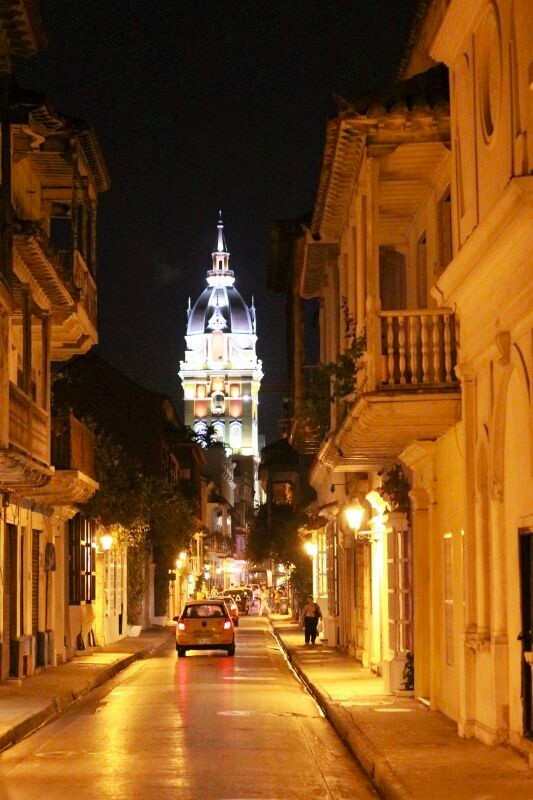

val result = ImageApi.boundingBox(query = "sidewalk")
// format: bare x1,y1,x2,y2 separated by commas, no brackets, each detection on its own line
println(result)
270,616,533,800
0,627,172,753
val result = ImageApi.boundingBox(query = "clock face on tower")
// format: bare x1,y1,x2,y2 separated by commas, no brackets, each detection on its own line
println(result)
178,214,263,458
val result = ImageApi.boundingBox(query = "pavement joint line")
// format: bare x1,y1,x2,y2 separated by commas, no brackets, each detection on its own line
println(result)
269,621,411,800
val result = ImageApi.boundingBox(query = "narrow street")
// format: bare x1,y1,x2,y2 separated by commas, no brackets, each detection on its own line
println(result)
0,618,378,800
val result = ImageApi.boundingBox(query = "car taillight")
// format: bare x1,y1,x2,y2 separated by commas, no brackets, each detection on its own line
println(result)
223,620,232,630
178,621,186,631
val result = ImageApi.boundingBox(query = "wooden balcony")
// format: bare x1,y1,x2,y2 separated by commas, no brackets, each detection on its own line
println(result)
329,305,461,471
377,309,458,389
54,249,98,358
204,534,233,557
29,412,98,505
0,383,52,490
13,226,97,359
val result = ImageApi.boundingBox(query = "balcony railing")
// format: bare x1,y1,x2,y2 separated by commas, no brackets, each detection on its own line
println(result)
204,534,233,555
52,412,96,479
363,299,459,392
9,383,50,465
58,249,97,329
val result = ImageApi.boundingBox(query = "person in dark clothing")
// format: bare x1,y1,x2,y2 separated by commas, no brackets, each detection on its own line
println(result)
301,595,322,645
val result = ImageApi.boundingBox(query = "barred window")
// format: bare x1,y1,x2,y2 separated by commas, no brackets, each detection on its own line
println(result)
69,514,96,604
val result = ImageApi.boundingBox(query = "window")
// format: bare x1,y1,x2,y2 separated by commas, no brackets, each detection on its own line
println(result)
69,514,96,604
317,529,327,598
229,420,242,451
387,526,412,653
444,534,454,666
437,189,453,277
211,392,225,415
416,233,428,309
212,421,225,443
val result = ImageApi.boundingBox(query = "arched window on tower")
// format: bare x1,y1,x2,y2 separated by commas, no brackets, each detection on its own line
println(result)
229,420,242,452
212,421,225,443
211,392,225,415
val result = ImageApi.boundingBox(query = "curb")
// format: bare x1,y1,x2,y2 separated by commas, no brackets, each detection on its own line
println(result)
0,633,171,754
270,624,411,800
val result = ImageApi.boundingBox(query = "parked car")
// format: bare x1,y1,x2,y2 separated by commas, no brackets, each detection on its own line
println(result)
210,595,239,626
222,587,253,615
174,600,235,657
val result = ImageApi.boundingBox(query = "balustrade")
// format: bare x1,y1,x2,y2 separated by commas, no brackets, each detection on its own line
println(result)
52,412,96,478
379,309,458,387
58,248,97,328
9,383,50,465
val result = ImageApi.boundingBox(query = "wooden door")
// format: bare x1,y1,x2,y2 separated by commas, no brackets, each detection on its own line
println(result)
519,530,533,737
3,524,17,678
32,530,41,635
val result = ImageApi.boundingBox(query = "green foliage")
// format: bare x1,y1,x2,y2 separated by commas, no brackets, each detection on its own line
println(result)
299,367,331,439
127,543,147,625
402,650,414,691
324,300,366,400
380,463,410,511
246,504,313,610
80,425,196,621
84,427,147,533
298,300,366,435
246,503,307,566
185,422,225,450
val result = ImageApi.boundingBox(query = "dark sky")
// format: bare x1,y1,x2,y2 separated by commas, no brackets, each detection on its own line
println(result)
16,0,420,442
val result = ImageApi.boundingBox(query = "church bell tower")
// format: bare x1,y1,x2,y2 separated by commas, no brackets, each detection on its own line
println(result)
179,214,263,459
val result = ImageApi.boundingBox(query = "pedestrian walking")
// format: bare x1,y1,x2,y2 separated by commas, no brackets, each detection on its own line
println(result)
273,587,281,614
300,595,322,645
259,584,270,617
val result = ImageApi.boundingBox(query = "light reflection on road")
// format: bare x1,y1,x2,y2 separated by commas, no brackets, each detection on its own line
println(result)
0,617,378,800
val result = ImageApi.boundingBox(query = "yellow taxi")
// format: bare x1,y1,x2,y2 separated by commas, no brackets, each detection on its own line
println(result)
174,599,235,657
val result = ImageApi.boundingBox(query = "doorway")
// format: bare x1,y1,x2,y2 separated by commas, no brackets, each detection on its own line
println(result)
3,524,17,678
519,529,533,738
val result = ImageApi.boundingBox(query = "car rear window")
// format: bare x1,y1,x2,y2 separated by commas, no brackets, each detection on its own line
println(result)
183,604,227,619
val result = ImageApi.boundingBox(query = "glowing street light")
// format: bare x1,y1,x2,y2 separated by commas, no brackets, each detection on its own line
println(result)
303,539,317,557
343,499,365,532
100,533,114,551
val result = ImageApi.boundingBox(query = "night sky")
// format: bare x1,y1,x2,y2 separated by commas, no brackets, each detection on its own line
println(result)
16,0,420,442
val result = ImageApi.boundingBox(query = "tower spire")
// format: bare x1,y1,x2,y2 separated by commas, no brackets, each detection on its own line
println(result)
216,210,228,253
209,210,234,286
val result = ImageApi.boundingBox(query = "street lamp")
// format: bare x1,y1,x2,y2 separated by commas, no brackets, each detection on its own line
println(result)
343,499,365,532
303,540,317,557
343,494,389,542
99,533,114,552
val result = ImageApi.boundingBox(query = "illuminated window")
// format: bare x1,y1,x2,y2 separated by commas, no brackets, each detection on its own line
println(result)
212,421,225,442
229,420,242,451
211,392,225,415
196,384,206,398
230,384,240,398
444,534,454,666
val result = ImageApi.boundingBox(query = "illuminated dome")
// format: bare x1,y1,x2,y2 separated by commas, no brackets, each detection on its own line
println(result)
186,213,256,337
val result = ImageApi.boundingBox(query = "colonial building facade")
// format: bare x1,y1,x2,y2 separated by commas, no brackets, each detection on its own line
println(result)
0,2,110,676
271,0,533,755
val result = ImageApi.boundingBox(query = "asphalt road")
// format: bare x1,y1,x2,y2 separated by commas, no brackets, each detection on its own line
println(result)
0,617,379,800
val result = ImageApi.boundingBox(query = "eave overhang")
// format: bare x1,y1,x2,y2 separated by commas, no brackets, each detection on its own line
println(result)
310,65,449,243
0,447,52,490
0,0,46,58
322,389,461,472
28,469,99,505
14,233,73,308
